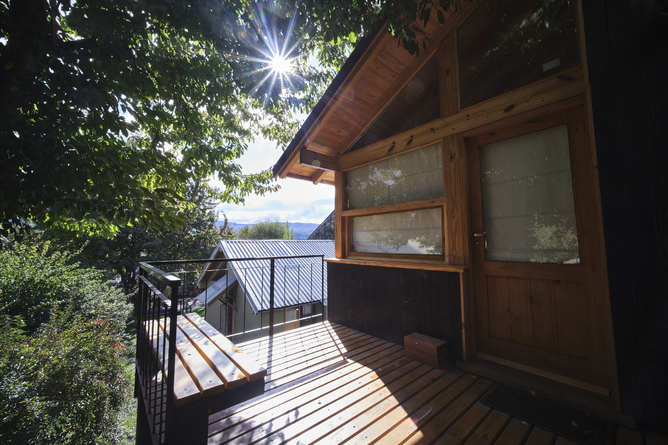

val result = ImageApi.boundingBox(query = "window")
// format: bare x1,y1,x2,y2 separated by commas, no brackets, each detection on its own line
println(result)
345,142,443,209
344,142,446,260
458,0,579,108
479,125,580,263
351,208,443,255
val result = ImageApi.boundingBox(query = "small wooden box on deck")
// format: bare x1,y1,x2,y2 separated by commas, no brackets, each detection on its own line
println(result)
404,333,448,368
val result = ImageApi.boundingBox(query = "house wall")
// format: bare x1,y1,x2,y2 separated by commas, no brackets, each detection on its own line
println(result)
327,262,462,360
204,298,225,332
583,0,668,427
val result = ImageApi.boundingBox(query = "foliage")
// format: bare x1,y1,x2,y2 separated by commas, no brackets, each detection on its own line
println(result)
0,237,131,444
50,181,229,293
237,220,294,240
0,0,461,236
0,317,129,444
0,237,130,334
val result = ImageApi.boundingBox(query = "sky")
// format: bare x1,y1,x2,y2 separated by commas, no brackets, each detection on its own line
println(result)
213,136,334,224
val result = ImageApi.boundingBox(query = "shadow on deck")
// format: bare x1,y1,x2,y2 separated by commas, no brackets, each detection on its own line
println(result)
205,321,666,445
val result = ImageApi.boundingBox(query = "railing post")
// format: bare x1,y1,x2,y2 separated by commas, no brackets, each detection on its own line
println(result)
269,258,275,337
165,280,179,440
321,256,325,320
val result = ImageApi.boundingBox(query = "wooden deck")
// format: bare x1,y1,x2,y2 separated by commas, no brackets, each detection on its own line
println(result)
207,322,666,445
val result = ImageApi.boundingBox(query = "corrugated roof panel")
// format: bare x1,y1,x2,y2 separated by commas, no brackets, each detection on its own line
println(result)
211,240,334,313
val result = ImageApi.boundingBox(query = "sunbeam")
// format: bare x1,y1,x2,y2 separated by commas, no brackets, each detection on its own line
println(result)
243,7,302,98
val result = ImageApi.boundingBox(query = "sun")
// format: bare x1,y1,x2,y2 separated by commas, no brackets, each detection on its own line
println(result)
269,54,293,74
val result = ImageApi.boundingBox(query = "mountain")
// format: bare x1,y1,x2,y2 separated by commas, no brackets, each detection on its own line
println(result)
216,221,318,240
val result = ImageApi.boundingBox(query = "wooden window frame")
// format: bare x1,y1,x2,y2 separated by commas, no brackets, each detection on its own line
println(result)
341,140,450,264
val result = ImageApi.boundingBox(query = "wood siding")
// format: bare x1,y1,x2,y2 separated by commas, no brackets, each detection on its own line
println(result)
327,262,462,359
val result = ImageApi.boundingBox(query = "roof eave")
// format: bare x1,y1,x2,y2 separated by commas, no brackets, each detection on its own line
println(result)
272,23,386,178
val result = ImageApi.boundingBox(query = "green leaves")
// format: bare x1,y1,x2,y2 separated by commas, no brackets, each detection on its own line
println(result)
1,0,452,236
0,236,131,444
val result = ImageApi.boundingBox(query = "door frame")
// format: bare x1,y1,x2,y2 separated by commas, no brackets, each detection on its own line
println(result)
462,98,618,401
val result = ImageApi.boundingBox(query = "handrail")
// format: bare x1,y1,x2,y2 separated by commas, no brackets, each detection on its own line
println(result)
138,275,172,308
147,254,325,265
139,261,181,284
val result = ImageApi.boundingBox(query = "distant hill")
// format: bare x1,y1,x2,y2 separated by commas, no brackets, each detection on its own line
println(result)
216,221,318,240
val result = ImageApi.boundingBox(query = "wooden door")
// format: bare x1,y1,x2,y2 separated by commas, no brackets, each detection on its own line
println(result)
468,105,612,395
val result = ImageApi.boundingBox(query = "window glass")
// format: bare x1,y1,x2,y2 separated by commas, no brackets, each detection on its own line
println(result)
480,125,580,263
351,208,443,255
458,0,579,108
345,143,443,209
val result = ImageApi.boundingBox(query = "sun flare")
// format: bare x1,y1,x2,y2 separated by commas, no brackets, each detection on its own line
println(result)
269,54,293,74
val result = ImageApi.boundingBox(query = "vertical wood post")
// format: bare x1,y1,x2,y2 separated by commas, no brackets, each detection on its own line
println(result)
334,171,345,258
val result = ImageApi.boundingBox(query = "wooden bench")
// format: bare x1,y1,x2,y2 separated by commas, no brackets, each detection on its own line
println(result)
140,313,266,444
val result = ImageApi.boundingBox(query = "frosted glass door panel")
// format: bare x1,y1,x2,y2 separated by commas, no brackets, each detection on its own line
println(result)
480,125,580,263
351,208,443,255
345,143,443,209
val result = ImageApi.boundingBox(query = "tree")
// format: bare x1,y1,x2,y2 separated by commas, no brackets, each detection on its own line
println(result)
0,0,457,236
237,220,294,240
53,181,230,293
0,237,131,444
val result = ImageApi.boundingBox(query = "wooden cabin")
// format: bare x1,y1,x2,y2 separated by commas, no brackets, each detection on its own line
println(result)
273,0,667,429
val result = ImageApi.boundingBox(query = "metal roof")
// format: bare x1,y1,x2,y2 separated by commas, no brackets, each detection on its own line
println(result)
200,240,334,313
195,273,237,305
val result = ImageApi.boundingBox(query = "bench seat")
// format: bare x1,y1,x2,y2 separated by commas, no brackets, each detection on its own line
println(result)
144,312,266,405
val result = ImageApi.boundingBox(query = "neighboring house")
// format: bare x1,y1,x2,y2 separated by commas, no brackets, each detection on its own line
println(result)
195,239,334,337
307,211,335,240
272,1,668,429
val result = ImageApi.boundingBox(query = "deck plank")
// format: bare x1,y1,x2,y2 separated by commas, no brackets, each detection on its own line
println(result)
464,409,510,445
524,426,556,445
208,342,402,431
263,335,373,380
495,418,532,445
214,354,419,444
212,359,427,444
241,324,367,366
207,345,406,440
312,370,461,444
259,361,431,444
432,402,492,445
158,318,224,393
177,316,247,388
388,379,492,445
259,330,371,374
145,320,200,402
367,374,476,444
185,313,266,381
265,338,388,390
295,368,449,444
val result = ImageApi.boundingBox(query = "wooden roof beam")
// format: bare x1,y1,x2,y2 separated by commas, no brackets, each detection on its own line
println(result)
299,148,339,172
311,170,327,184
305,142,338,156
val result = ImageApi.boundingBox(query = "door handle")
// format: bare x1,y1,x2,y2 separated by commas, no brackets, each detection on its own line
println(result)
472,232,486,238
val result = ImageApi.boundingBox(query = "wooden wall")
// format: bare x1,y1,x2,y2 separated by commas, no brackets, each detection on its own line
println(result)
582,0,668,428
327,262,462,360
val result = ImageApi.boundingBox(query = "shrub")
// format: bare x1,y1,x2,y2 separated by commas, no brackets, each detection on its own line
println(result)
0,238,131,444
